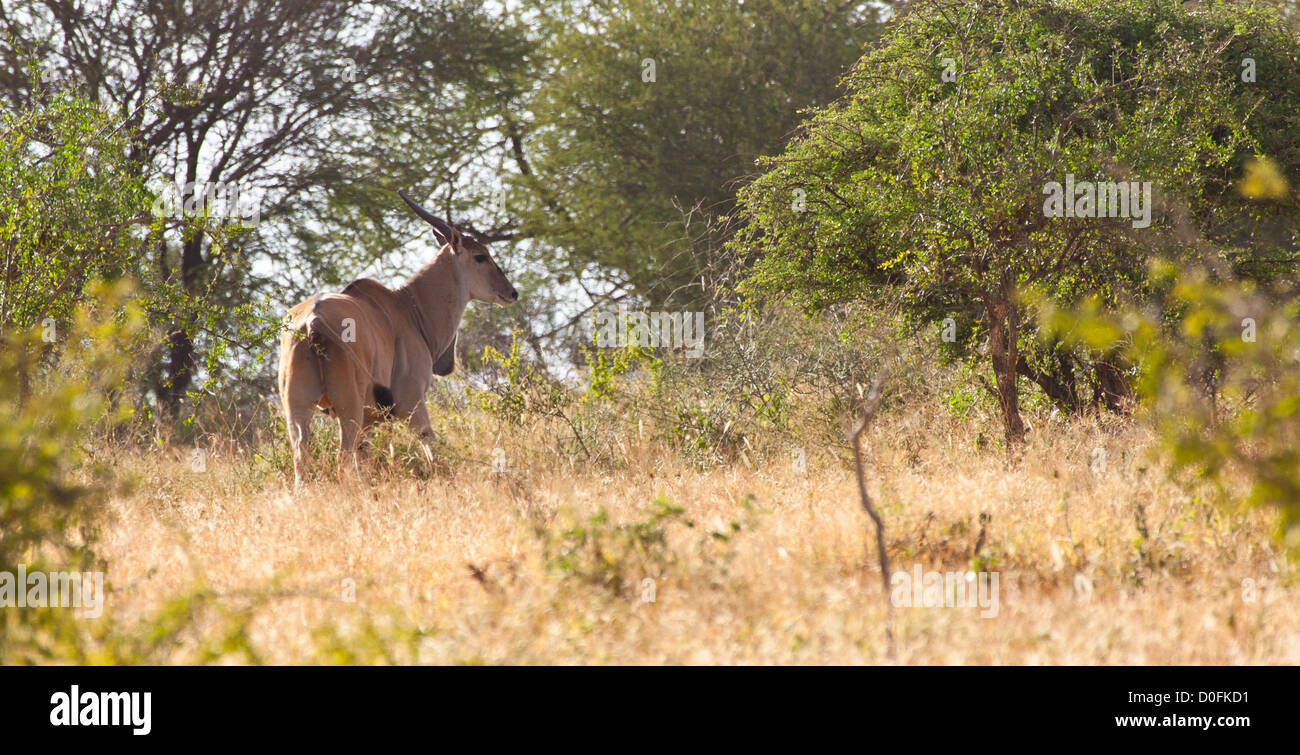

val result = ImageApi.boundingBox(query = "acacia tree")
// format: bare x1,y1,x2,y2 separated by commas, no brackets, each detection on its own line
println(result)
733,0,1300,447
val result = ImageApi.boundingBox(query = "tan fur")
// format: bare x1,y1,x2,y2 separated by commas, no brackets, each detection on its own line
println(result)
278,196,516,487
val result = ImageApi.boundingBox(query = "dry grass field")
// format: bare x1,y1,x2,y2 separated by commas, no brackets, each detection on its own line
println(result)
85,394,1298,665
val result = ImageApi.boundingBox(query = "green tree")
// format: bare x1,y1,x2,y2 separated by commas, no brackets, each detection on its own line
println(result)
511,0,883,309
734,0,1300,447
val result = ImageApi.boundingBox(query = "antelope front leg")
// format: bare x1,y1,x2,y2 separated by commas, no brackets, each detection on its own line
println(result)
408,401,436,466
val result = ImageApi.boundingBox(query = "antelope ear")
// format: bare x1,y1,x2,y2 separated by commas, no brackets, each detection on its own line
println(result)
432,333,457,376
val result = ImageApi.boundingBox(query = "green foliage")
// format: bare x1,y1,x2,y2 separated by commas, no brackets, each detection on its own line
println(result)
309,617,431,666
738,0,1299,309
0,82,274,428
583,337,659,403
2,1,395,416
0,282,261,664
669,403,748,464
477,333,614,461
513,0,882,306
0,87,153,331
0,280,148,568
1041,260,1300,554
943,388,978,421
537,499,690,596
0,282,136,661
289,0,539,264
652,304,889,458
535,494,763,596
475,305,889,470
477,334,574,427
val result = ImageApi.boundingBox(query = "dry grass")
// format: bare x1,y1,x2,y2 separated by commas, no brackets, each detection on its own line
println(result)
85,396,1299,665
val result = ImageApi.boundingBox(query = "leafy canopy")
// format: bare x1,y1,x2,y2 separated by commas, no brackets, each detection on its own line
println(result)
735,0,1300,315
513,0,882,307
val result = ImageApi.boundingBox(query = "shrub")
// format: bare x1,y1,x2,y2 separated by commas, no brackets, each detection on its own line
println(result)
1042,261,1300,555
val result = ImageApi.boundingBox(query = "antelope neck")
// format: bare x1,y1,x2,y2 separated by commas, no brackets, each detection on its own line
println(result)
399,252,467,362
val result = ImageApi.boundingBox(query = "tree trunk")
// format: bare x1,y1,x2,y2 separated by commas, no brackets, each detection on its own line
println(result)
1018,350,1080,414
158,233,203,415
985,275,1026,448
1093,354,1133,414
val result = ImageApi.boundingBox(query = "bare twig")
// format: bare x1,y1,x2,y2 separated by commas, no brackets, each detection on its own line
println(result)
467,563,498,594
848,372,894,656
849,374,891,597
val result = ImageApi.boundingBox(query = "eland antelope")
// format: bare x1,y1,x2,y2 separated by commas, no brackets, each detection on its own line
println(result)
277,190,518,486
